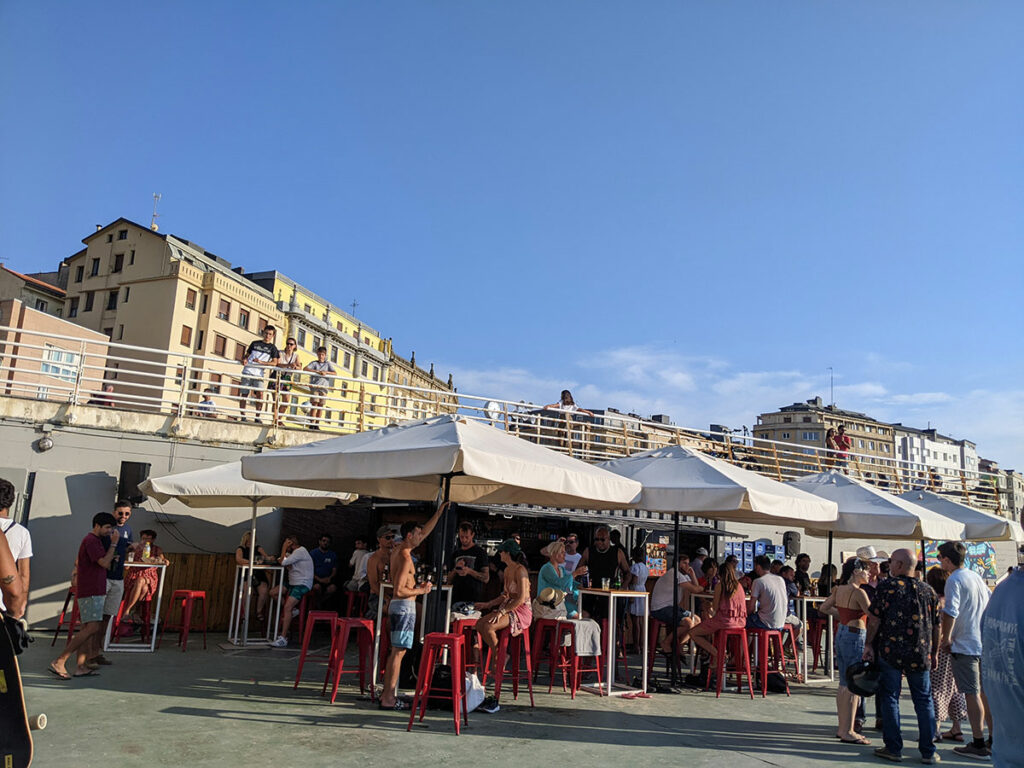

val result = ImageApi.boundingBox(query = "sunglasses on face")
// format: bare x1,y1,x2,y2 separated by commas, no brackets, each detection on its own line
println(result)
594,537,607,542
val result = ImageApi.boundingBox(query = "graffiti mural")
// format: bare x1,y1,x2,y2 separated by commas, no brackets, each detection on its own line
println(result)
917,541,997,580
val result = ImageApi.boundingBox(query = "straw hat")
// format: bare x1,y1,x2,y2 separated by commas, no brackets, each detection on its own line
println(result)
855,545,888,563
537,587,565,608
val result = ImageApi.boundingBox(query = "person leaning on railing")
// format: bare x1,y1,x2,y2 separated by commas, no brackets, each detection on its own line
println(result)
303,346,336,431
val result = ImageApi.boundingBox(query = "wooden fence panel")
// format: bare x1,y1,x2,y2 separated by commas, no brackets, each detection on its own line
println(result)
161,553,237,632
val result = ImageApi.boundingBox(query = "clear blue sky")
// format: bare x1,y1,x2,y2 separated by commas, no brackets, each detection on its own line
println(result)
2,2,1022,466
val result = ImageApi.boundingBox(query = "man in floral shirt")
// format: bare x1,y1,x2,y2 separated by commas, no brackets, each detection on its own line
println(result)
864,548,940,764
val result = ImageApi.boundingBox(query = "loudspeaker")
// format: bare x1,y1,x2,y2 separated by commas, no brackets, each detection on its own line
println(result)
118,461,151,505
783,530,801,556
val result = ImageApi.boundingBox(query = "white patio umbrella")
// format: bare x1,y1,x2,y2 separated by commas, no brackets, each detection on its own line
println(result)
597,445,839,526
240,414,642,508
897,490,1024,543
140,461,355,644
791,471,966,541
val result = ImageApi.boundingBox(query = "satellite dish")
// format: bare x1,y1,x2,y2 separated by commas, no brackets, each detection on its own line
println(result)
484,401,503,422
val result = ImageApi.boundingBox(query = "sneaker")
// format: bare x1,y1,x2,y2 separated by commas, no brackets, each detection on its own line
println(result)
271,635,289,648
874,747,903,762
952,743,991,760
920,755,941,765
478,696,500,714
291,608,300,618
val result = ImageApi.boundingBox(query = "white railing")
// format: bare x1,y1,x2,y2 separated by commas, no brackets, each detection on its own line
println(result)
0,325,1009,516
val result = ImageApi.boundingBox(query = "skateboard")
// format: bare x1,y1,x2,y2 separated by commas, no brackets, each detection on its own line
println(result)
1,614,46,768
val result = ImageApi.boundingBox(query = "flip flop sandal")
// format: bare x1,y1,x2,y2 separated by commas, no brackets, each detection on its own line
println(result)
941,731,965,742
48,664,71,681
378,700,409,711
73,670,101,678
839,736,872,745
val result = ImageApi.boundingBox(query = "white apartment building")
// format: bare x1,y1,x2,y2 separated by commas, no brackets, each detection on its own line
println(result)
891,423,979,489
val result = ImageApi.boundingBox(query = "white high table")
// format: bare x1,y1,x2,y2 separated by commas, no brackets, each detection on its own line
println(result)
578,587,648,696
102,562,168,653
227,564,285,646
370,583,453,690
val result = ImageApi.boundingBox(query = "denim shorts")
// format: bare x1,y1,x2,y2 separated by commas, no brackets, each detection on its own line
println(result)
388,598,417,650
836,624,866,688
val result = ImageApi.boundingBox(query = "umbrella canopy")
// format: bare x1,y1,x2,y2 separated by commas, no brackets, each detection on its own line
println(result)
139,461,356,508
596,445,838,526
791,471,965,540
240,414,642,509
897,490,1024,543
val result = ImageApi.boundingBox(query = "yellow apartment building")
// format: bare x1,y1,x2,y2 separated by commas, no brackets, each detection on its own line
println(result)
386,350,457,422
244,271,393,431
61,218,285,411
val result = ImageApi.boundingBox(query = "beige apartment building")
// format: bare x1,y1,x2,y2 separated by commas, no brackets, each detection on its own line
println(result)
0,265,66,318
754,396,897,474
61,218,284,411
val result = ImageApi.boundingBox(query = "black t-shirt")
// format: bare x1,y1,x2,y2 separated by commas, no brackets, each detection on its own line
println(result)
794,569,811,595
448,545,488,603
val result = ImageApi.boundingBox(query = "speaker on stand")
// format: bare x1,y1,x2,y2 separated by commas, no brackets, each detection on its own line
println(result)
118,461,151,505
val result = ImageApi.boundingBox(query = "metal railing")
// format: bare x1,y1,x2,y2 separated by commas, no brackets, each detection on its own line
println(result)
0,325,1010,516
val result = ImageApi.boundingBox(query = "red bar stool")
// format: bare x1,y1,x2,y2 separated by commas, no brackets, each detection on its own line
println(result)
705,627,754,698
530,618,561,682
808,616,828,671
51,587,80,647
779,625,801,676
451,618,483,674
483,627,534,706
344,590,368,618
322,618,374,704
751,628,791,697
553,620,602,698
293,610,339,689
112,597,154,644
407,632,469,735
158,590,208,651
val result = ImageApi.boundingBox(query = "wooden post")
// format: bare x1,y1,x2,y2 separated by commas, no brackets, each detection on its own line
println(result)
770,441,783,481
725,432,735,462
622,419,631,456
358,384,366,432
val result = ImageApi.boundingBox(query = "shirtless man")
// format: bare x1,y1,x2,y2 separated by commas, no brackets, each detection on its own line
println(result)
364,526,396,619
379,506,445,710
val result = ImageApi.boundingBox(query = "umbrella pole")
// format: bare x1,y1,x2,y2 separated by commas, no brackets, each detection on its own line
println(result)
241,500,258,645
427,475,454,635
920,538,927,574
670,511,680,684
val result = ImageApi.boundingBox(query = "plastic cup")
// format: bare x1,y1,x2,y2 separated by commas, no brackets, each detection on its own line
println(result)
601,577,611,590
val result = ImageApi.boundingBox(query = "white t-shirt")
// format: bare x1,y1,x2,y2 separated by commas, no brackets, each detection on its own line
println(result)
1,519,32,611
630,562,650,615
282,546,314,590
651,569,692,612
563,551,582,575
350,549,371,584
751,573,788,629
944,566,990,656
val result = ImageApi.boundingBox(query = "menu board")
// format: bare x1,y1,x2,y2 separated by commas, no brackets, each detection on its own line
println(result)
646,535,669,578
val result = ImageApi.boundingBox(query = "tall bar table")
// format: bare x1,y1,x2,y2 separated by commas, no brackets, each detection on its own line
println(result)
370,583,453,692
227,564,285,646
102,562,168,653
578,587,648,696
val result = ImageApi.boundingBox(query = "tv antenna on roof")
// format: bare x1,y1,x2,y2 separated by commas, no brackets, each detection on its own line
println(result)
150,193,162,231
350,299,359,317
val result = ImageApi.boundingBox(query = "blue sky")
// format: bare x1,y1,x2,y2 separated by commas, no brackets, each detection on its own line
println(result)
2,2,1022,466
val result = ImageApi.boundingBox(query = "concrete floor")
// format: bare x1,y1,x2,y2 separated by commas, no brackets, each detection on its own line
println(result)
20,634,980,768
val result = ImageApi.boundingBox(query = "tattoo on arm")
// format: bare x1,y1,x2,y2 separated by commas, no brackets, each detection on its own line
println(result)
1,574,15,585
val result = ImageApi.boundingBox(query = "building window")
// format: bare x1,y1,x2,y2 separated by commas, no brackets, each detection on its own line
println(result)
41,344,80,382
869,441,876,450
90,258,100,277
74,265,84,283
336,321,343,333
238,308,250,330
112,253,124,273
235,342,246,362
34,299,48,312
217,299,230,321
68,297,79,317
106,234,113,243
361,361,368,377
106,290,118,310
214,334,227,356
297,329,306,347
185,289,197,310
117,325,124,340
118,229,128,240
103,327,113,338
781,432,791,440
180,325,193,347
84,291,95,312
313,335,322,351
343,351,352,369
304,304,312,314
801,431,820,441
123,287,130,303
258,317,268,333
129,250,135,265
330,345,338,363
201,294,208,314
195,330,204,350
208,373,222,393
372,365,380,382
858,440,865,449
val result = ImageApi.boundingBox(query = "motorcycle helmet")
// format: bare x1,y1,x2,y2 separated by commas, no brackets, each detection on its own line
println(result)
846,660,880,697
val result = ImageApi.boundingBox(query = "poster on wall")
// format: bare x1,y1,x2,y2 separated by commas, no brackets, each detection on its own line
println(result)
646,535,669,578
916,541,997,580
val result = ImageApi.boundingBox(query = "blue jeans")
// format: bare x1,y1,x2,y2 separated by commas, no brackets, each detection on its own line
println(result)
877,657,936,759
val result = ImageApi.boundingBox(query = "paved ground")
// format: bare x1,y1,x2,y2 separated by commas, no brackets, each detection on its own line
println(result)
20,634,981,768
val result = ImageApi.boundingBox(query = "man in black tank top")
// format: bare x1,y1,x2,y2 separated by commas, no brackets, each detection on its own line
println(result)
578,526,633,619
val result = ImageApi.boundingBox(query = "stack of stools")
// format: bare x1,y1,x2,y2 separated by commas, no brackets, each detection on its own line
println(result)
158,590,208,651
323,617,374,704
450,618,483,675
482,627,534,707
553,620,602,698
705,627,754,699
51,587,80,647
529,618,561,683
293,611,340,689
750,628,791,697
407,632,469,735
